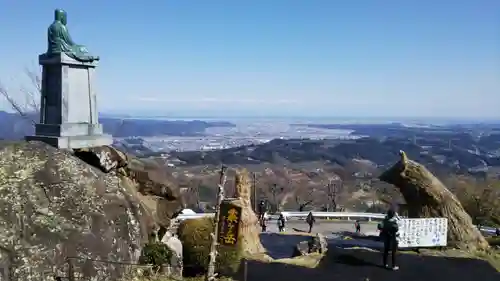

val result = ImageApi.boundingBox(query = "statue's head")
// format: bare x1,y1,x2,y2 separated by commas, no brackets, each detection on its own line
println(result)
54,9,67,25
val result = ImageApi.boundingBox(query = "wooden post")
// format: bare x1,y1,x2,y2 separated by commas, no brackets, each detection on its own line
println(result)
252,172,257,212
243,259,248,281
67,258,74,281
205,165,228,281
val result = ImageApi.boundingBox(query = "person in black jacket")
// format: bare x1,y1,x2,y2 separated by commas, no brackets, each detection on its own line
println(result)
306,212,316,233
260,216,267,232
354,220,361,233
277,213,286,232
379,209,400,270
258,200,267,221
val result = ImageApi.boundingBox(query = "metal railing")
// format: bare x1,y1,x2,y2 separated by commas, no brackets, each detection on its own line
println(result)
279,211,386,221
175,211,497,234
176,211,388,221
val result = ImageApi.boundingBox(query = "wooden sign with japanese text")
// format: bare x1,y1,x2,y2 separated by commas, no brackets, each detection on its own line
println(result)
218,202,242,246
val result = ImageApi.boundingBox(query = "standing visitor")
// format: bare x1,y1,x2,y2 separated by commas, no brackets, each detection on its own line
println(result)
277,213,286,232
354,220,361,233
258,200,267,221
306,212,316,233
380,209,400,271
260,216,267,232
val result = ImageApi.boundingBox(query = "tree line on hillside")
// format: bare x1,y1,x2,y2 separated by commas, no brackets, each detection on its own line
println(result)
170,136,500,177
176,164,500,228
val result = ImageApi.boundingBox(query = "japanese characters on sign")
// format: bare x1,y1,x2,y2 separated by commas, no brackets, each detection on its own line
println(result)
218,202,242,246
397,218,448,248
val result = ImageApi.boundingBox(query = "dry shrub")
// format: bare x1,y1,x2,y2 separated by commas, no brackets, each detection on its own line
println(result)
445,176,500,227
178,217,242,276
486,236,500,247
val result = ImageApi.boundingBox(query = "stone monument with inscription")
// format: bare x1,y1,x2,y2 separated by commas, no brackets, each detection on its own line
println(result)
25,8,112,149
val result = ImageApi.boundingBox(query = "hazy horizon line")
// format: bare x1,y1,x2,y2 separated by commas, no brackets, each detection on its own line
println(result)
1,110,498,124
100,112,500,124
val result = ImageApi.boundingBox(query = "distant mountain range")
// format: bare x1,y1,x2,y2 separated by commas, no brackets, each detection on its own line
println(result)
167,127,500,177
0,111,236,139
294,123,500,138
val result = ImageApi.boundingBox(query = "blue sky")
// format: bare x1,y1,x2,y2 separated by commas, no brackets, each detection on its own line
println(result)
0,0,498,119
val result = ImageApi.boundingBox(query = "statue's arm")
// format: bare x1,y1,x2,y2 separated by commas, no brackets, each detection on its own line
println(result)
61,25,76,46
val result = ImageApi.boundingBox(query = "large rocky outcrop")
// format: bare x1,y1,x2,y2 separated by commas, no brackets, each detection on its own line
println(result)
0,141,185,281
74,146,185,236
379,151,489,250
0,141,146,280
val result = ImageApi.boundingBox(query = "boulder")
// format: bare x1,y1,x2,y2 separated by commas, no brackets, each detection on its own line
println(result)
74,146,185,237
73,146,128,173
315,233,328,253
292,234,328,257
121,157,184,234
0,141,149,281
292,241,310,257
379,150,489,250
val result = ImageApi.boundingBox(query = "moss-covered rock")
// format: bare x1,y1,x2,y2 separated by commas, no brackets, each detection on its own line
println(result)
178,217,242,276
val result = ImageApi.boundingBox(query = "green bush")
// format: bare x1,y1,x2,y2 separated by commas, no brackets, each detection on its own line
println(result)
486,236,500,246
139,242,173,272
178,217,242,276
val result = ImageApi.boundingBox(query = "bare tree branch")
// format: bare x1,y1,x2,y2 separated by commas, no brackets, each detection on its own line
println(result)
269,183,284,213
295,187,315,211
0,67,41,125
186,180,201,210
24,66,42,92
326,178,342,212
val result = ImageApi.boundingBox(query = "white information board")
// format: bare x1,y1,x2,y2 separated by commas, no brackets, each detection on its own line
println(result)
397,218,448,248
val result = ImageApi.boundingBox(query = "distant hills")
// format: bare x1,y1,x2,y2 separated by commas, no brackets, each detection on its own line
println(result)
0,111,235,139
294,123,500,138
169,128,500,177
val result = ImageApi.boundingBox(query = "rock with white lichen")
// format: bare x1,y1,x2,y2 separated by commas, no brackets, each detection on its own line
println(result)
0,141,184,281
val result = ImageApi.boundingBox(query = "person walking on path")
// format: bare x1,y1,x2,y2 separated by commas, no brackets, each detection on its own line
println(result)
379,209,400,271
354,220,361,234
258,200,267,221
260,216,267,232
277,213,286,232
306,212,316,233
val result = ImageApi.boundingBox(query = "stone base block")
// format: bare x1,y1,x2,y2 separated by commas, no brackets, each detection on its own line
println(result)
35,123,104,137
25,134,113,149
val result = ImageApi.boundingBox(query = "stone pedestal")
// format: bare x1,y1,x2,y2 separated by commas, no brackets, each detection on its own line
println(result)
25,53,112,149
